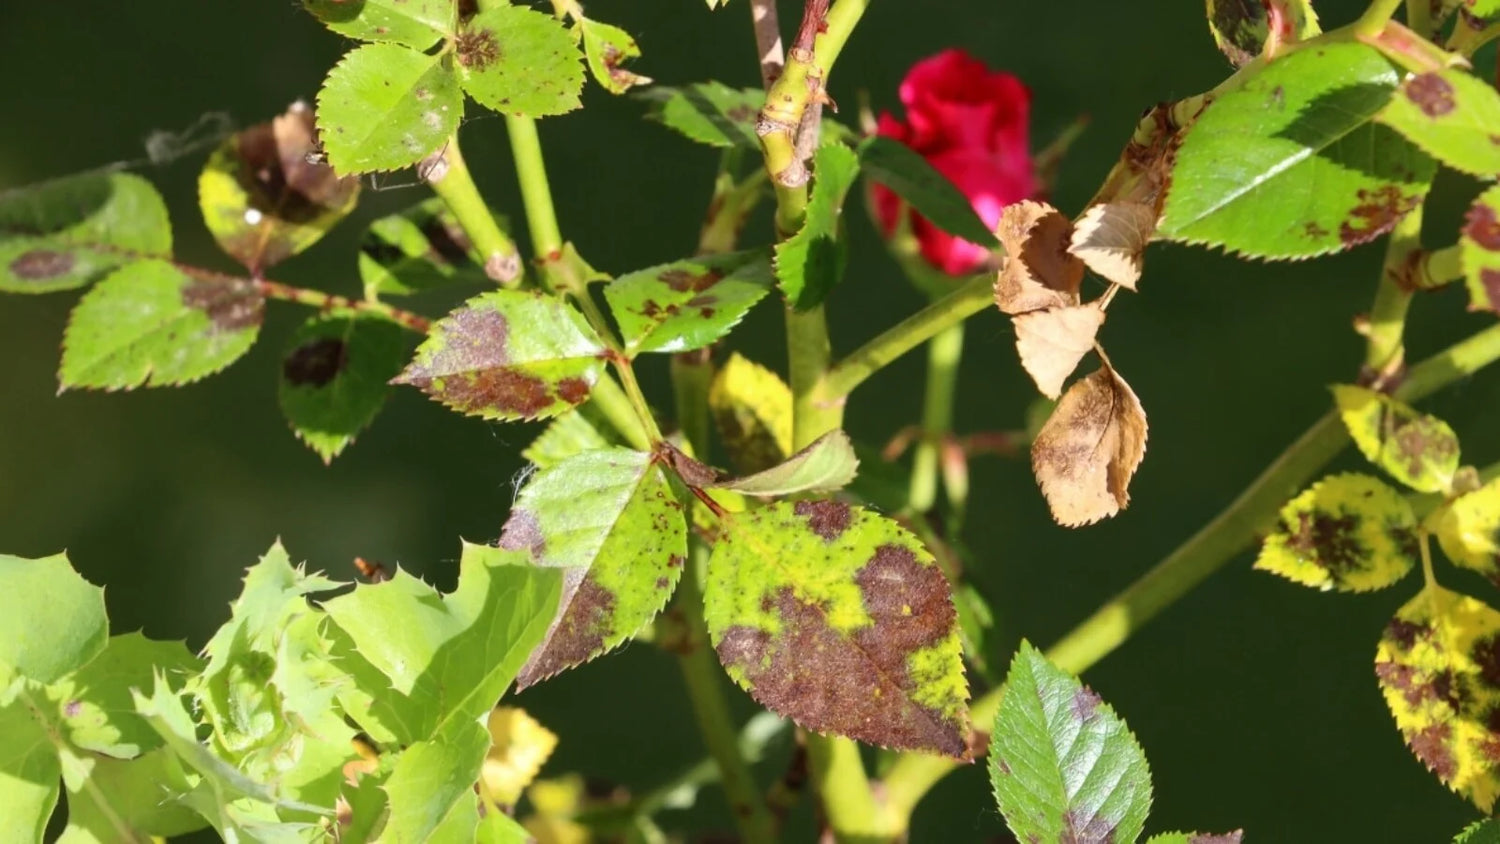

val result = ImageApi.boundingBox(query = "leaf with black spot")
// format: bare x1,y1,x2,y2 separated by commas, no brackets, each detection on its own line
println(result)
1333,385,1461,493
703,499,970,756
1254,473,1419,592
990,641,1152,844
300,0,452,51
603,248,774,354
775,144,860,311
454,6,584,119
637,82,763,149
0,172,171,294
392,289,606,422
1375,584,1500,813
579,17,651,94
708,352,793,475
499,448,687,689
316,43,462,175
1378,68,1500,178
1460,183,1500,317
278,313,408,463
60,260,263,390
359,197,499,298
1436,478,1500,586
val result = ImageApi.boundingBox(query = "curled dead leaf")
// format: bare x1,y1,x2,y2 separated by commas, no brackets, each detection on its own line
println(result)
1069,201,1157,290
1030,361,1147,526
1014,303,1105,399
993,200,1084,315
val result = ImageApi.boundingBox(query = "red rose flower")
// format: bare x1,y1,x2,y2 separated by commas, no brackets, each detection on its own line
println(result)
873,49,1036,276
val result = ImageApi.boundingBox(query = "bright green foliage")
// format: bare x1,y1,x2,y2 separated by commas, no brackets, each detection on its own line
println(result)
55,748,207,842
604,248,775,353
1379,68,1500,178
0,682,63,842
1144,834,1243,844
523,406,620,469
1436,478,1500,583
393,289,606,421
477,809,533,843
454,7,583,118
1455,818,1500,843
1159,42,1435,259
45,633,199,758
580,18,650,94
989,642,1152,844
1205,0,1319,66
0,553,107,686
1376,585,1500,812
300,0,450,50
379,723,489,843
499,448,687,687
0,172,171,294
859,135,1001,248
60,260,263,390
1460,184,1500,316
278,313,408,462
709,352,793,475
359,197,495,298
323,542,562,742
1333,385,1460,493
316,43,462,175
776,144,860,310
713,429,860,497
198,104,359,273
639,82,763,148
1253,473,1418,592
704,499,970,756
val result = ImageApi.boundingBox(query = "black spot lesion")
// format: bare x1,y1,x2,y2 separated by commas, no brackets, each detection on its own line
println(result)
793,499,852,542
456,28,501,70
181,278,265,332
283,336,348,388
1288,509,1365,575
8,249,75,281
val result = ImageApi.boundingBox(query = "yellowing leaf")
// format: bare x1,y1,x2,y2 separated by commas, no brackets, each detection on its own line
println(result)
481,707,558,806
1333,385,1460,493
1069,201,1156,290
993,200,1084,316
1013,303,1105,399
1030,362,1147,527
1436,479,1500,584
1376,585,1500,812
1254,473,1419,592
708,352,793,475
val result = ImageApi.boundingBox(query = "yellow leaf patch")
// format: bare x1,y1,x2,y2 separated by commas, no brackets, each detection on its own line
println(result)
1437,479,1500,585
1332,385,1461,494
1254,473,1418,592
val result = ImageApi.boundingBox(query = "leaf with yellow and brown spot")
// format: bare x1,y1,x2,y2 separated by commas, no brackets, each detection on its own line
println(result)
1254,473,1419,592
1375,584,1500,812
1378,68,1500,179
392,289,605,422
703,499,970,756
579,18,651,95
603,248,774,354
708,352,793,475
1436,478,1500,586
1333,385,1461,494
1030,360,1147,527
1460,184,1500,317
499,447,688,689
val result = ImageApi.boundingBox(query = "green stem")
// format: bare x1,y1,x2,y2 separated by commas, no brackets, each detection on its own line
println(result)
787,305,840,447
1363,208,1423,381
589,376,651,452
424,136,521,285
253,279,431,333
614,361,664,443
879,319,1500,818
908,320,965,515
506,115,564,258
1355,0,1405,36
1405,0,1433,37
807,736,888,841
1422,244,1463,289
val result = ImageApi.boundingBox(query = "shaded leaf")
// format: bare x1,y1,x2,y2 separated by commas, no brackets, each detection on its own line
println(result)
775,144,861,311
1254,473,1419,591
499,448,687,687
1333,384,1460,493
0,553,106,686
1069,201,1156,289
1013,303,1105,400
316,43,462,175
45,633,200,758
1159,41,1436,259
1379,68,1500,178
704,500,970,756
1436,478,1500,584
0,172,171,294
580,18,650,94
0,683,61,843
523,405,620,469
455,6,584,119
300,0,450,50
379,722,488,844
1376,585,1500,812
198,102,359,273
481,706,559,806
859,135,1000,248
1207,0,1320,66
990,642,1152,844
56,748,206,842
1460,183,1500,316
1030,362,1148,526
711,429,859,497
604,248,774,353
993,200,1084,316
359,197,496,298
1455,819,1500,844
392,289,606,422
638,81,762,148
278,312,408,463
709,352,793,475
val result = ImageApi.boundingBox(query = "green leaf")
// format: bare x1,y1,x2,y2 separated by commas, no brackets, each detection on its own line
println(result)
300,0,451,50
316,43,462,175
198,103,359,273
499,448,688,687
0,683,61,844
704,500,970,755
1254,473,1419,592
0,553,106,686
1460,183,1500,316
392,289,607,422
580,18,650,94
56,748,206,842
1206,0,1320,66
477,809,533,844
776,144,861,310
858,135,1000,248
989,641,1152,844
0,172,171,294
359,197,496,298
522,405,621,469
1456,819,1500,844
378,723,488,844
1436,478,1500,584
712,429,859,497
454,6,584,118
322,542,562,742
1159,41,1435,259
709,352,793,475
1379,68,1500,178
60,260,263,391
1333,384,1461,493
278,313,408,463
638,82,762,148
604,248,775,353
45,633,200,758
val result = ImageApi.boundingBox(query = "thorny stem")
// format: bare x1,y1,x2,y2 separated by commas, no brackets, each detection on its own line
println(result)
422,135,521,285
879,319,1500,817
253,279,432,333
1362,207,1423,385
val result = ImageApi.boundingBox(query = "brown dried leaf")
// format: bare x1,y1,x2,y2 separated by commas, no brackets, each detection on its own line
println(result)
1031,362,1148,527
993,200,1085,315
1069,201,1157,290
1013,303,1105,399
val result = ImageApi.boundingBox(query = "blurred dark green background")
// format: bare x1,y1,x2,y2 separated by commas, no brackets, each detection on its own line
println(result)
4,1,1499,840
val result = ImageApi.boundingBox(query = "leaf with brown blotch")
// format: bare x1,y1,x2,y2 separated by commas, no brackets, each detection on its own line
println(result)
1031,362,1148,527
993,200,1084,316
1069,201,1157,290
1013,304,1105,399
